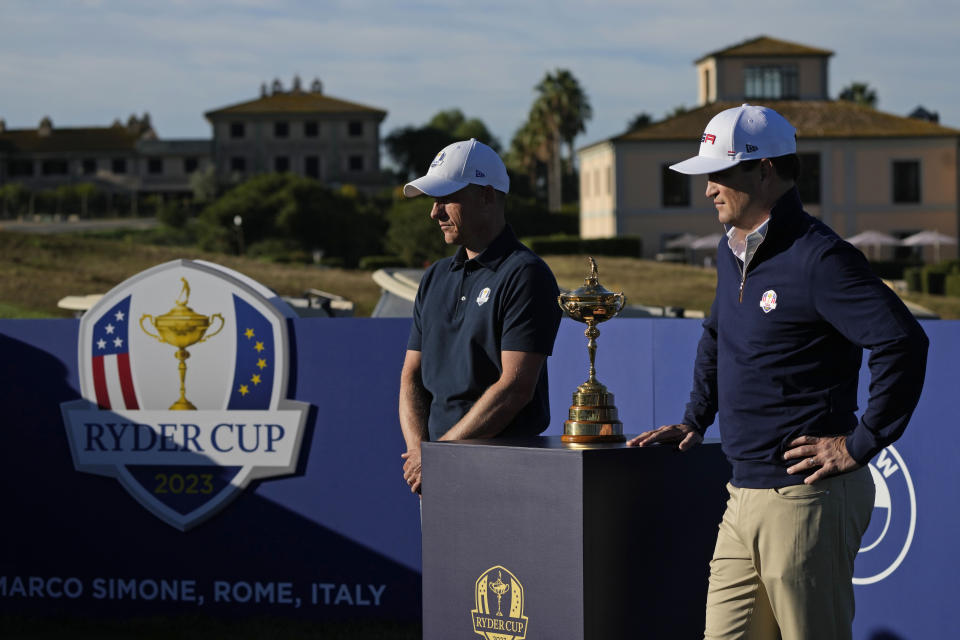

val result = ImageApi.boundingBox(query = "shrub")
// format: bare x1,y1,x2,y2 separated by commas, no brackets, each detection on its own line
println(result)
946,273,960,298
521,234,642,257
358,255,407,270
903,267,923,293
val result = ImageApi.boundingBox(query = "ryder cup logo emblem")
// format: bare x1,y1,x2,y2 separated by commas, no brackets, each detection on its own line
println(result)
854,445,917,585
60,259,309,531
472,565,528,639
476,287,491,306
760,290,777,313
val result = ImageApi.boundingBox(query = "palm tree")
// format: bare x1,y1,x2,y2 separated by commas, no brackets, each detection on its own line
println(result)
532,69,592,211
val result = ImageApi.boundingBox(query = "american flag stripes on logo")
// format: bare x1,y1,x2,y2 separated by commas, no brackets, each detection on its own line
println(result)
90,295,140,410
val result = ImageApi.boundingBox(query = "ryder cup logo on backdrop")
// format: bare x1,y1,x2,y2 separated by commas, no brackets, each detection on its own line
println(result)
854,445,917,585
60,259,309,531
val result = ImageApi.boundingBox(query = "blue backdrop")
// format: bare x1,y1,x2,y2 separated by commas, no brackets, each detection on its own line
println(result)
0,317,956,638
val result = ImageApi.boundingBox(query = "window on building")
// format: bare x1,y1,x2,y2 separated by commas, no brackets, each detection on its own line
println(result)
82,158,97,175
183,157,198,174
147,158,163,175
42,159,69,176
304,121,319,138
661,164,691,207
230,122,245,139
606,167,612,195
892,160,921,203
7,159,34,177
349,155,364,172
305,156,320,178
582,172,590,197
744,65,798,100
230,156,246,172
112,158,127,174
274,156,290,172
797,153,821,204
703,69,711,102
348,121,363,137
274,122,289,138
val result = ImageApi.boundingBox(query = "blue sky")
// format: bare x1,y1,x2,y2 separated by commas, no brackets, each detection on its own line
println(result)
2,0,958,156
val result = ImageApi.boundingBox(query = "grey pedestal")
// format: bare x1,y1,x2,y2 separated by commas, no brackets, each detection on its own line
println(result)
421,436,731,640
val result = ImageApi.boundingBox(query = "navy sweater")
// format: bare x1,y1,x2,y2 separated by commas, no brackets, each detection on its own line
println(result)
683,188,929,488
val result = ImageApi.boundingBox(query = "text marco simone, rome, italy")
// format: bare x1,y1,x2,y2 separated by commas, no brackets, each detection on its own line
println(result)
0,576,388,609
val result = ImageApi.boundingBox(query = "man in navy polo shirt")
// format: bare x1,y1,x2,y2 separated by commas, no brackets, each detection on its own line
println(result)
398,139,561,495
627,105,928,639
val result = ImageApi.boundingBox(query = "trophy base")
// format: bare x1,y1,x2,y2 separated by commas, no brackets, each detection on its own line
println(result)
169,399,197,411
561,420,625,443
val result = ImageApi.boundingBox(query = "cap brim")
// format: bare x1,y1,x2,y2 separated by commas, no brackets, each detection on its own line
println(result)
403,174,469,198
669,155,741,175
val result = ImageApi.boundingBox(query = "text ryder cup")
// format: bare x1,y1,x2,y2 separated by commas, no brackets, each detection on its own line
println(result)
83,422,285,453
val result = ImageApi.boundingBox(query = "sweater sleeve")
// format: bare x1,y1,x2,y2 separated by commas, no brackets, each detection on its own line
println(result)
682,295,719,435
810,243,929,465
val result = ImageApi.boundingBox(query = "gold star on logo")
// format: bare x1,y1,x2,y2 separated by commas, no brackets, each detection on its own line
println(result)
257,358,268,370
239,384,249,396
251,374,261,385
254,341,265,352
244,328,255,339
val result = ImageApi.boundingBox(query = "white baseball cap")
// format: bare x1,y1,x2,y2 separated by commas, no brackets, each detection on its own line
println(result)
403,138,509,197
670,104,797,175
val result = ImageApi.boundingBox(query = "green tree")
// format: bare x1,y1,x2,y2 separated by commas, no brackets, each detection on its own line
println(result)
627,112,653,131
0,183,28,218
838,82,878,108
195,173,386,265
384,197,450,267
386,109,501,181
515,69,593,212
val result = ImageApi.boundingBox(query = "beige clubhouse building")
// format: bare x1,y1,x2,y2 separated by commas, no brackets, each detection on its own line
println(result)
0,77,387,200
578,36,960,261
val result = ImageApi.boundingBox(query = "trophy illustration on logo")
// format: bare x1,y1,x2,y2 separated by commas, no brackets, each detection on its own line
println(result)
558,257,626,443
140,277,224,410
489,570,510,617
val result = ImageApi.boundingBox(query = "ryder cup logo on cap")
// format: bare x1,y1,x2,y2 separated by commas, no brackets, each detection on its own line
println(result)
670,104,797,175
60,259,310,531
403,138,509,197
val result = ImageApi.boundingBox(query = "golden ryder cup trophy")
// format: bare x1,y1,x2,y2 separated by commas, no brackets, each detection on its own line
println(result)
140,277,224,410
557,258,626,443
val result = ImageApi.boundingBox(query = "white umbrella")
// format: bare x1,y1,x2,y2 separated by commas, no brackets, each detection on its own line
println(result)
690,233,724,250
845,230,901,260
665,233,699,249
901,230,957,263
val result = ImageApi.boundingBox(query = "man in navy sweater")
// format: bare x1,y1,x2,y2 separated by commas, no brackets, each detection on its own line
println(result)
627,104,928,639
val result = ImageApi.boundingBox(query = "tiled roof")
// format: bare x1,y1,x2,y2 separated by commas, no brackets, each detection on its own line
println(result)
697,36,833,62
607,101,960,145
0,125,141,153
205,91,387,119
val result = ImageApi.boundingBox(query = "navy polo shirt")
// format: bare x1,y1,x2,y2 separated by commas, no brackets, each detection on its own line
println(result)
408,225,561,441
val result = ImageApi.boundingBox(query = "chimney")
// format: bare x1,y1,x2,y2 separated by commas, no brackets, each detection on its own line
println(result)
260,82,268,98
271,78,283,95
292,74,302,92
310,78,323,94
0,118,6,133
38,116,53,136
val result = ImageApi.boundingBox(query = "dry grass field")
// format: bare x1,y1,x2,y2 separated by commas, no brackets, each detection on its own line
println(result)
1,230,957,319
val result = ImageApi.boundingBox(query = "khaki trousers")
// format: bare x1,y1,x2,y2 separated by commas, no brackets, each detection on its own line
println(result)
704,467,874,640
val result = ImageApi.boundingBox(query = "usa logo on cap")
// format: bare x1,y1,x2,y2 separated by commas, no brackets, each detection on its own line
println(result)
61,259,310,531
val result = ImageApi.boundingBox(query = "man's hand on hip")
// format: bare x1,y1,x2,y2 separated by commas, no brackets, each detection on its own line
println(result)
626,424,703,451
401,446,422,494
784,435,860,484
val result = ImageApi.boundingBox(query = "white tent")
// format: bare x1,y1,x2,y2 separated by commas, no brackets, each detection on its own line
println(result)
665,233,699,249
845,230,901,260
690,233,724,250
901,230,957,263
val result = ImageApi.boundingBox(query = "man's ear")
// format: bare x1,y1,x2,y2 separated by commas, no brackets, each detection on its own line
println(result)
759,158,774,182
